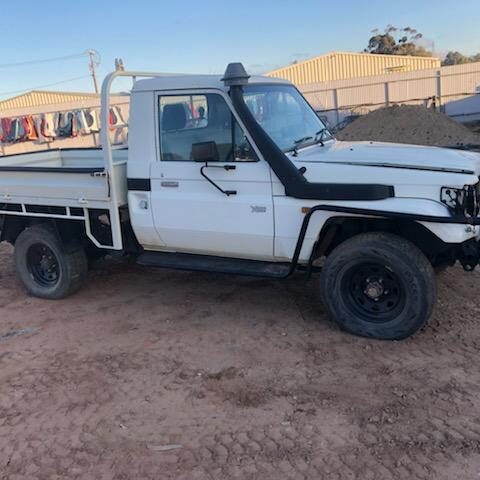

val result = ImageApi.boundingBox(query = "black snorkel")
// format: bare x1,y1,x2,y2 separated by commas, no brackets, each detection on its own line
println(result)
223,62,394,201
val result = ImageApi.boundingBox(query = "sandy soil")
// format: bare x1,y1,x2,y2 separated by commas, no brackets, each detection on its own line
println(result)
1,242,480,479
336,105,480,147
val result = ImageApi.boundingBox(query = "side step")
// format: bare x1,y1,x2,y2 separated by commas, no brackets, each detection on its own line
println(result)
137,251,291,278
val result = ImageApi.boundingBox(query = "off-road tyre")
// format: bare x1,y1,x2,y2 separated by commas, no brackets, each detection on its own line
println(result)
14,224,88,299
320,232,436,340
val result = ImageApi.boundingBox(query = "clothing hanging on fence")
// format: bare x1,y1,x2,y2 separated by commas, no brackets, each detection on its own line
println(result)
71,112,78,137
57,112,76,137
34,116,46,144
0,116,39,143
109,106,125,126
109,107,118,131
56,112,68,136
23,116,37,141
74,110,90,135
84,109,99,132
42,113,56,138
12,119,22,141
1,106,112,146
1,118,11,142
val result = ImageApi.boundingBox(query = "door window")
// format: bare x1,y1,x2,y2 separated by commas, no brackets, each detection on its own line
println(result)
158,93,257,162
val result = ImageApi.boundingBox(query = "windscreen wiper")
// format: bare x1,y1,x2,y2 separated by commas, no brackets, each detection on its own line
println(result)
291,136,313,156
314,128,327,147
294,136,313,145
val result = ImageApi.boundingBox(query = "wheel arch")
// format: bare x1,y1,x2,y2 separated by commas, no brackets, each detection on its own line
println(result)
313,215,453,266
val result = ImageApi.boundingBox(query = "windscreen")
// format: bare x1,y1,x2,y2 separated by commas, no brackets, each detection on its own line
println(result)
242,84,332,152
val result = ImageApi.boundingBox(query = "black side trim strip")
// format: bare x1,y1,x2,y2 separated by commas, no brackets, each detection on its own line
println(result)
229,85,394,201
0,166,105,173
127,178,151,191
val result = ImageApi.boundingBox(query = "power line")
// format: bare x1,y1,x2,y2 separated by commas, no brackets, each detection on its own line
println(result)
0,75,92,97
0,51,91,70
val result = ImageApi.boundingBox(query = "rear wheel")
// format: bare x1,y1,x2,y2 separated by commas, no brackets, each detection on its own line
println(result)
320,232,436,340
14,224,88,299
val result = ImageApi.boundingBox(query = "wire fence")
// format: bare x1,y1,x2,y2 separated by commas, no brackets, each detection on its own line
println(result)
299,63,480,130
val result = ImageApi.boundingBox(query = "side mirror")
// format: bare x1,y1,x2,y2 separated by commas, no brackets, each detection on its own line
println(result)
192,141,219,162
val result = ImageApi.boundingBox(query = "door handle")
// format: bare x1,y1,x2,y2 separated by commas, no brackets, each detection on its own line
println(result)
160,181,179,188
199,164,237,196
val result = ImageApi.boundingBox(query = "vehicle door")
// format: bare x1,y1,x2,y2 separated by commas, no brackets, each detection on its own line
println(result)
150,89,274,259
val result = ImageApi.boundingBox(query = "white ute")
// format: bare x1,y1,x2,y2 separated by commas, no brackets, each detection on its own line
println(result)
1,63,479,340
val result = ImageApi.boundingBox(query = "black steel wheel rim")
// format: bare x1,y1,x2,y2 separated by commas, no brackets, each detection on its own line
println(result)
342,262,406,323
26,243,60,287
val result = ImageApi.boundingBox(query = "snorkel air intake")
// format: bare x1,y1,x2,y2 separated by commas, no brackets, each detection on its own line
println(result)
224,63,394,201
221,62,250,87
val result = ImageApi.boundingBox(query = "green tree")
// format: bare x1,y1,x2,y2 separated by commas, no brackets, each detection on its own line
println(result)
442,51,480,66
365,25,432,57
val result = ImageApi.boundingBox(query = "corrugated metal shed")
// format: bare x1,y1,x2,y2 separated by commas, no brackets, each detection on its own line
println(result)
0,90,99,111
265,52,441,86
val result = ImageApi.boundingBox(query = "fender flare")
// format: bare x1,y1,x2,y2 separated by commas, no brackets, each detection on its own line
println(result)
288,204,479,275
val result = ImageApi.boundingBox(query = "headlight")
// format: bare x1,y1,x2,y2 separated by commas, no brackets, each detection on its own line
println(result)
441,181,480,217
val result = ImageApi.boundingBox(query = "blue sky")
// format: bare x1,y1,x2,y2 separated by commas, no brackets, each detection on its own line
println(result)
1,0,480,99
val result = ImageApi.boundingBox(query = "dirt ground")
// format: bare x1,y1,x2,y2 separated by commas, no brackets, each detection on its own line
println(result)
336,105,480,147
1,243,480,480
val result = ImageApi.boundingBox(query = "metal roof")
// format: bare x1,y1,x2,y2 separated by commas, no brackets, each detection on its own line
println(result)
266,51,441,86
0,90,99,111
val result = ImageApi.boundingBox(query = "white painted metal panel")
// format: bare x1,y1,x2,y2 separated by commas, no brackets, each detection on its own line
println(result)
149,160,275,259
0,149,127,205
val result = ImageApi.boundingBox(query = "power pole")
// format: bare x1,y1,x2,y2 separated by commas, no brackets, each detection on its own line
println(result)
88,49,99,94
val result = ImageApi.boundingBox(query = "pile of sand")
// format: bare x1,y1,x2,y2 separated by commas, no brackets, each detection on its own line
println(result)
336,105,480,147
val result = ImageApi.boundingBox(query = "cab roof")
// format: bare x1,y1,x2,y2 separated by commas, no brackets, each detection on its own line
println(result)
132,74,290,92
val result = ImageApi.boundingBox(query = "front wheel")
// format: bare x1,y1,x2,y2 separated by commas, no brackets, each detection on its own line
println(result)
14,224,88,299
320,232,436,340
